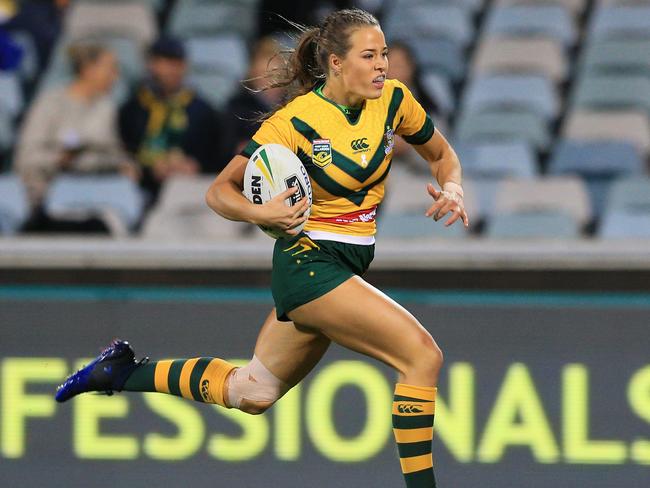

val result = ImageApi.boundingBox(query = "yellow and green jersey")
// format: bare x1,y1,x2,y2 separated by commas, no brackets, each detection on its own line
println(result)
241,79,434,242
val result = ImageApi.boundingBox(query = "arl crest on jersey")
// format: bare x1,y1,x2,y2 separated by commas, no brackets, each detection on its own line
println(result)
241,79,435,237
312,139,332,168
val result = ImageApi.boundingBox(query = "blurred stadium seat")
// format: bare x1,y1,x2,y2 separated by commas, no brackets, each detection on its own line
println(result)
64,2,157,48
590,6,650,40
494,0,587,18
0,106,14,154
571,75,650,115
455,111,550,150
548,141,644,216
487,210,580,239
0,174,29,235
471,38,568,83
454,141,537,179
0,72,24,118
600,177,650,238
168,0,258,39
385,5,474,48
462,74,559,121
186,34,248,80
562,110,650,156
43,175,144,236
582,39,650,76
484,5,576,47
142,175,246,240
493,177,592,228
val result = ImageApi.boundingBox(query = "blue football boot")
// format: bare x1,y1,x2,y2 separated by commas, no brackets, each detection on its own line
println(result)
55,339,148,403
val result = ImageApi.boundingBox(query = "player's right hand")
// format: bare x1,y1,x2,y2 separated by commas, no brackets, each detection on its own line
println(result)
256,186,310,235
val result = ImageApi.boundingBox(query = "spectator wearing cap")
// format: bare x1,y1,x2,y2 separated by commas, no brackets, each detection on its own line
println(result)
118,36,222,204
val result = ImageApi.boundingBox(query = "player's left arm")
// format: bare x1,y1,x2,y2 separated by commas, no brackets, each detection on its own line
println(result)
412,130,469,228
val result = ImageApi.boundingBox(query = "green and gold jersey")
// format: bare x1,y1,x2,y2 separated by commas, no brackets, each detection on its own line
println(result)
241,79,434,240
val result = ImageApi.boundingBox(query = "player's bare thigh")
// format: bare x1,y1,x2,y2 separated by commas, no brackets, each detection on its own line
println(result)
253,308,331,388
287,276,442,387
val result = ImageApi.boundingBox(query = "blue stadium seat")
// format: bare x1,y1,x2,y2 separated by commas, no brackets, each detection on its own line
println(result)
44,175,144,235
471,37,568,83
604,177,650,213
562,109,650,157
494,0,586,18
65,1,157,48
0,174,29,235
407,37,465,81
186,35,248,80
590,6,650,41
188,72,238,110
549,141,644,216
599,211,650,239
462,74,559,121
463,178,498,224
388,0,484,14
455,111,550,150
142,175,247,240
168,0,257,38
0,72,23,118
0,106,14,153
385,5,474,48
493,177,592,227
421,71,455,115
484,5,576,47
549,141,643,176
454,141,537,179
571,75,650,116
599,178,650,237
582,39,650,77
379,213,470,239
487,210,580,239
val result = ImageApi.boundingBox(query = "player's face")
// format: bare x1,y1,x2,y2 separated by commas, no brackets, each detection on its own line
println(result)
339,26,388,101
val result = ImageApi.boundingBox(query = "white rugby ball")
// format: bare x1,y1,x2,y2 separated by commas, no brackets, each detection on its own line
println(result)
242,143,312,239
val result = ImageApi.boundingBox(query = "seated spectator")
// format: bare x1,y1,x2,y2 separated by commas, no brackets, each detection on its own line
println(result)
119,36,221,204
15,41,136,221
387,40,440,171
220,36,287,160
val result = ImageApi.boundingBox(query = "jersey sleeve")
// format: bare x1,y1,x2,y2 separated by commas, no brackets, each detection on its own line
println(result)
240,111,296,158
393,80,435,146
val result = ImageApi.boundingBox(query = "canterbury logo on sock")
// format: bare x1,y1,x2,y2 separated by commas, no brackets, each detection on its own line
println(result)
200,379,213,402
397,403,424,414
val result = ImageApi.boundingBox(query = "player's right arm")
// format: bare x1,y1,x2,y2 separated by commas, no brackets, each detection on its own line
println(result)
206,154,309,235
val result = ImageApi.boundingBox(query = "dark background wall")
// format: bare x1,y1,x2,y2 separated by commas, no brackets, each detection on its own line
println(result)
1,286,649,487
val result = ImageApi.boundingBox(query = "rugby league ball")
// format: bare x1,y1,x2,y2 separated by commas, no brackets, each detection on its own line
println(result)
242,143,312,239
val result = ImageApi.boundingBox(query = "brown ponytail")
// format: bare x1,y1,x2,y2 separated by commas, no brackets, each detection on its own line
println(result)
252,8,380,119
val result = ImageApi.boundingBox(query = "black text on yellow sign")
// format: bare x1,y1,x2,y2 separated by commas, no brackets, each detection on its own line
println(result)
1,358,649,464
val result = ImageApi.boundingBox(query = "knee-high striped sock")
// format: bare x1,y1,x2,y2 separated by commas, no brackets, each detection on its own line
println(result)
392,383,437,487
123,358,236,406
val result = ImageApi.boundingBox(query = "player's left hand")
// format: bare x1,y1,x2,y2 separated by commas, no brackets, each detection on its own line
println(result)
425,183,469,228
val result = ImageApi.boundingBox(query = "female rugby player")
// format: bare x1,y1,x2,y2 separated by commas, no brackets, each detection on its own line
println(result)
56,9,469,487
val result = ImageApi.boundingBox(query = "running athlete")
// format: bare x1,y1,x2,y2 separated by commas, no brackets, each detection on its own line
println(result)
56,9,469,487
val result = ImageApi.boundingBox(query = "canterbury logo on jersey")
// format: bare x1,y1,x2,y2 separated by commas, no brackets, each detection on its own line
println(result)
397,404,424,414
350,138,370,152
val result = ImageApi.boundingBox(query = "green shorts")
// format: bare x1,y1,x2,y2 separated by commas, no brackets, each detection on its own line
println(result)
271,233,375,321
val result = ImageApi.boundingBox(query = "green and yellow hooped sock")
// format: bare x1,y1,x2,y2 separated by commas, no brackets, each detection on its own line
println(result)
123,358,236,406
392,383,437,487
